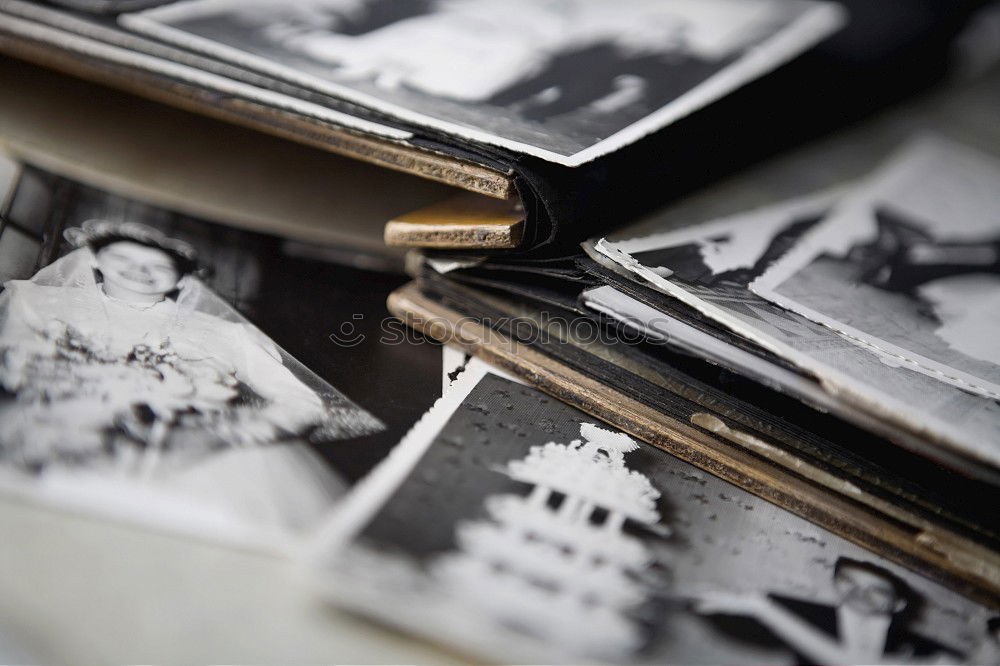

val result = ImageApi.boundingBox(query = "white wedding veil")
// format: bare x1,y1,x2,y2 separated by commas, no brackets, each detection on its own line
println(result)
3,219,383,442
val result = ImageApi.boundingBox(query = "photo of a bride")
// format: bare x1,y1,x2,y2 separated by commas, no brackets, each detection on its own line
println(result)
0,170,383,548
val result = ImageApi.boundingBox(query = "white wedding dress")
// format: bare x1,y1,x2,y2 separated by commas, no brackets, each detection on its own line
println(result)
0,246,381,545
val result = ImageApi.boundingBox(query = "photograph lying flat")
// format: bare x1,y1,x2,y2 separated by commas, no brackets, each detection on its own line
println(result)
310,362,998,664
0,154,387,550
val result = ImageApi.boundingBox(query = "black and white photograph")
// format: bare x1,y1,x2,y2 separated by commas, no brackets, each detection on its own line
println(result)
2,2,999,662
752,136,1000,401
593,167,1000,474
120,0,844,165
0,155,396,549
310,361,994,664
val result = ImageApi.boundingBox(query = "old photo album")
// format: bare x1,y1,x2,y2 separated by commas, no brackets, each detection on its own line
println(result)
366,121,1000,654
0,0,852,250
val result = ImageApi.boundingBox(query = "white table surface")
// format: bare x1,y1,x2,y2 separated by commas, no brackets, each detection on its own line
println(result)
0,498,463,664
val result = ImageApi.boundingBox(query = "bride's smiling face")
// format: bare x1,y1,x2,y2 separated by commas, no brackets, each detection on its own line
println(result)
95,241,182,297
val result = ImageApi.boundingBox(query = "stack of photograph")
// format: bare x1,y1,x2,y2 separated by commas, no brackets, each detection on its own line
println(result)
370,51,1000,664
0,0,998,664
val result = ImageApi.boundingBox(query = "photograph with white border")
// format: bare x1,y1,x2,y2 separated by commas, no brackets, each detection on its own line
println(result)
307,361,993,664
121,0,844,166
593,179,1000,476
752,136,1000,402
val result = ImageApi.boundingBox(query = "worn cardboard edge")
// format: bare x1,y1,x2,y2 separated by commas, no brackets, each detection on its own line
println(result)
384,219,524,250
0,26,515,199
